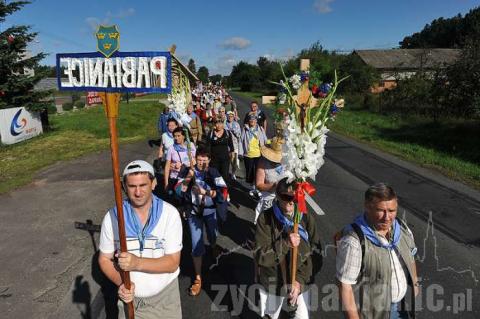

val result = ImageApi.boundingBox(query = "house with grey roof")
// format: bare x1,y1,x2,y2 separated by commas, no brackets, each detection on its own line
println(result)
353,49,461,93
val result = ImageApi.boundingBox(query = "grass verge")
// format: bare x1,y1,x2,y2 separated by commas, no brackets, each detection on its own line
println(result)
229,89,480,189
229,89,266,101
0,101,163,194
330,109,480,190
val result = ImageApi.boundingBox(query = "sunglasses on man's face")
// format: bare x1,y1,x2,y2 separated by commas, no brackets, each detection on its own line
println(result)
278,193,295,202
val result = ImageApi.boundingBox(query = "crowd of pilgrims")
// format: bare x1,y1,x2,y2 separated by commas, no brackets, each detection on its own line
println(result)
102,81,417,318
149,83,321,318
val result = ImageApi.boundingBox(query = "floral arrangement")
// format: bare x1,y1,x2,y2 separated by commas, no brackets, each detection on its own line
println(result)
272,67,347,192
271,65,347,290
167,66,192,127
166,65,196,166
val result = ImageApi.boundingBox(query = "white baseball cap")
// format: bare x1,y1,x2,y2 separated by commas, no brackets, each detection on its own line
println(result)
123,160,154,177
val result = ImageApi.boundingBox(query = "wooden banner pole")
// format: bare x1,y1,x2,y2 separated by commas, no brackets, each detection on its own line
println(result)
101,92,135,319
290,216,300,288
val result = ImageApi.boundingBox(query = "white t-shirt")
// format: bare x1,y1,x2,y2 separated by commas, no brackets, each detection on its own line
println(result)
99,201,183,298
161,132,175,160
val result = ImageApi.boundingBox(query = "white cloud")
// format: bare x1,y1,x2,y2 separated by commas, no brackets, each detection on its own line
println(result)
85,8,135,31
262,49,295,62
211,55,237,75
106,8,136,19
85,17,106,32
313,0,335,14
220,37,251,50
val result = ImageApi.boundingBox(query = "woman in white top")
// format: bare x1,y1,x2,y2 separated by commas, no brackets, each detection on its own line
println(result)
254,137,285,224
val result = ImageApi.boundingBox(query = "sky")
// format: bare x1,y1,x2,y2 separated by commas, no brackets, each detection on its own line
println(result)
2,0,479,75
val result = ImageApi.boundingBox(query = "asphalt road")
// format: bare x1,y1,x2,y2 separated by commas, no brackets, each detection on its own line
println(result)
1,93,479,318
225,92,480,318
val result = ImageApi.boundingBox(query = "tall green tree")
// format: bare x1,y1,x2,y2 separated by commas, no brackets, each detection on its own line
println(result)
444,36,480,117
337,54,379,94
187,58,196,74
400,7,480,48
0,0,49,111
230,61,261,91
34,65,56,77
209,74,222,85
197,66,209,83
256,57,282,91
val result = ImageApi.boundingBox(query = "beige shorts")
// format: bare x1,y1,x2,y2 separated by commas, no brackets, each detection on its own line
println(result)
118,277,182,319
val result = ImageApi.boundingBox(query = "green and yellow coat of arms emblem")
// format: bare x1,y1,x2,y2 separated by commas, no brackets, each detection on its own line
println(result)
96,25,120,58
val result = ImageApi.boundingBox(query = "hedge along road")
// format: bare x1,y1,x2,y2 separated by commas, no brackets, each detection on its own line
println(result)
228,91,480,318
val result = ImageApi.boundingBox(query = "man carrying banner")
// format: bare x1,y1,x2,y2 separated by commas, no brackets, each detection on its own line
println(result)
254,178,322,319
98,160,183,319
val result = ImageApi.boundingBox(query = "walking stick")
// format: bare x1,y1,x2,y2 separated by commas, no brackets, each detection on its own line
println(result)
290,209,301,302
100,92,135,319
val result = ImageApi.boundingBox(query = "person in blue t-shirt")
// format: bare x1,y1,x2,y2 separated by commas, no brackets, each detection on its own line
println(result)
176,150,228,297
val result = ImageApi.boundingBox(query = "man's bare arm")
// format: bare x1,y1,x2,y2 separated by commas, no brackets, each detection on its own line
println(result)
98,252,122,286
117,251,181,274
339,282,360,319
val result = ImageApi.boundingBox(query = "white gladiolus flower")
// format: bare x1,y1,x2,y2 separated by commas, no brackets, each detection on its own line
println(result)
276,71,344,184
284,170,295,183
281,104,333,181
289,74,301,90
168,91,187,116
305,142,316,154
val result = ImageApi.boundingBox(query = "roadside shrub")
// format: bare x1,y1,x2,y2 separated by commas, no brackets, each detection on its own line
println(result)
62,102,73,111
47,104,57,114
71,92,81,103
75,100,85,109
344,93,378,110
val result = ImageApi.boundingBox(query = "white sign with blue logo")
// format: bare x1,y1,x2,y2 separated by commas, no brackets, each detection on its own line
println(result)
0,107,43,145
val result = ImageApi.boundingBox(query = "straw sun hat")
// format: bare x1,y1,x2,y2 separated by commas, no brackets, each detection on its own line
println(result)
261,137,285,163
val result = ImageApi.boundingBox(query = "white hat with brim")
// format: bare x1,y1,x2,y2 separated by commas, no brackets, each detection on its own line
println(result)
123,160,154,177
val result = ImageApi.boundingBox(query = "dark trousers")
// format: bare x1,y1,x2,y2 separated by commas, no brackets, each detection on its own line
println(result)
244,156,260,184
211,157,230,182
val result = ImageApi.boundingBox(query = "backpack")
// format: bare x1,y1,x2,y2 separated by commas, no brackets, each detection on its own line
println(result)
333,218,410,279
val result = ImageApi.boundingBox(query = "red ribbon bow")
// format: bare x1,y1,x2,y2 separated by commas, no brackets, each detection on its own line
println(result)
294,182,316,214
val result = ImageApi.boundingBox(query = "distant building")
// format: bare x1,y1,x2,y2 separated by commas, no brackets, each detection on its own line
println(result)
353,49,461,93
34,77,57,91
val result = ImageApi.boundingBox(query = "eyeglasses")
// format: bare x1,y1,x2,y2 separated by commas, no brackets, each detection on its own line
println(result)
278,193,295,202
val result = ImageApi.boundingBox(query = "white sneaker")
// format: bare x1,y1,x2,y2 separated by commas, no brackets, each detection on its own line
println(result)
249,190,255,197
